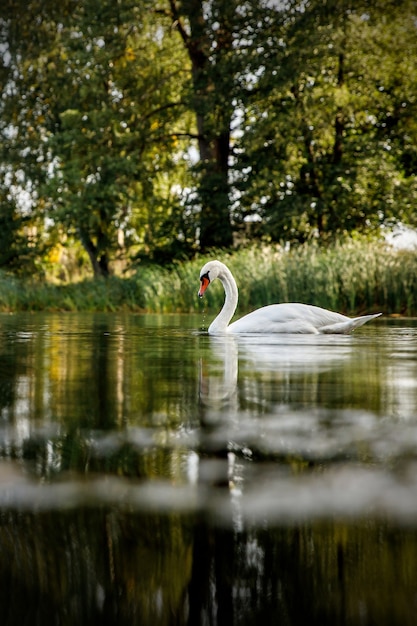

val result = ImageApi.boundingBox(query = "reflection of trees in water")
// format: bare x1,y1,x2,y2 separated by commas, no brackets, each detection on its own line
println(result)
0,316,204,480
2,319,417,622
0,508,193,624
1,508,417,625
0,320,414,482
0,314,203,434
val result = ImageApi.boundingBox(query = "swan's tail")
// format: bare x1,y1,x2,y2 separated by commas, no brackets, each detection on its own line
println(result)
320,312,382,334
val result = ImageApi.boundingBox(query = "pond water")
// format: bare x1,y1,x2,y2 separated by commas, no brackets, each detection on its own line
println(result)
0,312,417,624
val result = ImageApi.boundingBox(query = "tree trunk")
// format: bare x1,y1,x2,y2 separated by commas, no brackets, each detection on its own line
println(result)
169,0,234,250
79,230,110,278
198,135,233,251
333,53,345,165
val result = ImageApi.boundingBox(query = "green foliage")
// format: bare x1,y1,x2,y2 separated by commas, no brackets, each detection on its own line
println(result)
2,0,193,275
234,0,417,241
0,240,416,316
0,199,40,275
1,0,417,272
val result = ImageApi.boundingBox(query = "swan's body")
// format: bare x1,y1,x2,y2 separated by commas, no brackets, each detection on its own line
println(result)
198,260,381,335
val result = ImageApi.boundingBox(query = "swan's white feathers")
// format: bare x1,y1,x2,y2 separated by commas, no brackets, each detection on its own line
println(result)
230,303,349,334
199,260,381,335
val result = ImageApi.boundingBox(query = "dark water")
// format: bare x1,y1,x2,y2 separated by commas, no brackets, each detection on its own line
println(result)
1,313,417,625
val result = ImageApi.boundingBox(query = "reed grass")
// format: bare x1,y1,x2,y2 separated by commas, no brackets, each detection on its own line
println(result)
0,238,416,315
187,239,417,317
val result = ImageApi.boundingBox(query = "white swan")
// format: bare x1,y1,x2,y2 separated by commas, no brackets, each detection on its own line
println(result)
198,260,382,335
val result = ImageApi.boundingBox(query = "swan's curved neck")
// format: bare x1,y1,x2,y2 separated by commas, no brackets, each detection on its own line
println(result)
208,266,238,333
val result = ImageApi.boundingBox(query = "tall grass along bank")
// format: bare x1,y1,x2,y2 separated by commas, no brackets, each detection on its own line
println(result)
0,239,416,315
195,241,417,317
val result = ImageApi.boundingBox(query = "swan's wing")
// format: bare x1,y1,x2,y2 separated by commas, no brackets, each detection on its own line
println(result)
228,303,344,334
228,304,380,334
229,316,320,334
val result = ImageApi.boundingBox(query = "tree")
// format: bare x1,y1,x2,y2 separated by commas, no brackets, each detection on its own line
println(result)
235,0,417,242
166,0,234,250
166,0,284,251
2,0,417,278
0,184,43,275
2,0,191,276
0,0,64,274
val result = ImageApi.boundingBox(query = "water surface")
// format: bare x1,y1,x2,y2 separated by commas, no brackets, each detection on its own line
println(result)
0,313,416,624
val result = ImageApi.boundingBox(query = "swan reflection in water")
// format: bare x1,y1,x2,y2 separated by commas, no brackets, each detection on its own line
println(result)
197,332,356,508
199,335,238,413
199,332,355,412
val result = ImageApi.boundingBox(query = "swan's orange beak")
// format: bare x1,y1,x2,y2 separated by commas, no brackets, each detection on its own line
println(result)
198,276,210,298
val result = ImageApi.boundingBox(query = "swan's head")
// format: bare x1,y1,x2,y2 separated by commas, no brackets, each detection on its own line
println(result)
198,260,224,298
